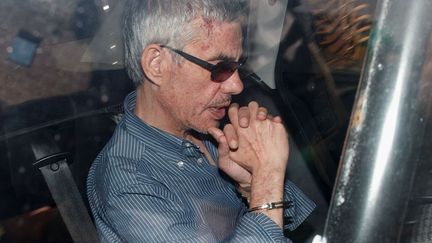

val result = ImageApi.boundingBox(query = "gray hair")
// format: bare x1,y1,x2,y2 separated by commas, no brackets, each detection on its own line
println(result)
123,0,248,86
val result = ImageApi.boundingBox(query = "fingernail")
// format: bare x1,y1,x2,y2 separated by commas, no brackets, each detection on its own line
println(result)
229,140,238,148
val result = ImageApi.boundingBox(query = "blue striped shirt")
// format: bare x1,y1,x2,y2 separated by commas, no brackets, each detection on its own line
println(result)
87,91,315,242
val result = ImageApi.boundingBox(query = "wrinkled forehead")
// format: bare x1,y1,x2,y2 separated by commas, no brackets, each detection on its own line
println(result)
185,17,244,48
189,16,244,40
186,18,244,58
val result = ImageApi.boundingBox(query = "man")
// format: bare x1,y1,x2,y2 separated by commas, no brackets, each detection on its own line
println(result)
87,0,315,242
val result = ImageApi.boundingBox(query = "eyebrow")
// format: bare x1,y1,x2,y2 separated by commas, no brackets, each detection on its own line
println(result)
208,53,242,62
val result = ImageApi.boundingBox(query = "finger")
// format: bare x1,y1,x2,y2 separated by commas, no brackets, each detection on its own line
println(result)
247,101,259,118
228,103,240,128
207,127,225,144
223,124,238,149
238,106,250,128
208,127,230,155
257,106,268,121
272,115,283,123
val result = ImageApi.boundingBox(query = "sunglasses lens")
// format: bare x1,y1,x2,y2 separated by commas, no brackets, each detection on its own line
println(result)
211,62,240,82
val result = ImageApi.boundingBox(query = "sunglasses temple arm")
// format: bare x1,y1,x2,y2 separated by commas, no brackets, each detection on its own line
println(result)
163,46,215,71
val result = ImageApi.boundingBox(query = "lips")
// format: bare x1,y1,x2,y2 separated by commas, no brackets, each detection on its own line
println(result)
209,107,227,120
207,97,231,120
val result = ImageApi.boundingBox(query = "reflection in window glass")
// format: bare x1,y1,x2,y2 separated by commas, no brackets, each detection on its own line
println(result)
0,0,406,242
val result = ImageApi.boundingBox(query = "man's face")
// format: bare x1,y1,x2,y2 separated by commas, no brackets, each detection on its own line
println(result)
157,19,244,135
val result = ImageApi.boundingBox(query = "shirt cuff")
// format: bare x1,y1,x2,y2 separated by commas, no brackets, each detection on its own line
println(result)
283,180,316,231
242,212,291,242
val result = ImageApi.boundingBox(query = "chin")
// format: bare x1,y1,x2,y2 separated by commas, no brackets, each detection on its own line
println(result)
191,119,220,134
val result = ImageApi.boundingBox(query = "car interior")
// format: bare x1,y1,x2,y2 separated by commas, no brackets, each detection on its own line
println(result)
1,0,431,242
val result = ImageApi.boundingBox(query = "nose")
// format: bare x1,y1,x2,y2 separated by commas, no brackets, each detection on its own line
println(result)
221,71,243,95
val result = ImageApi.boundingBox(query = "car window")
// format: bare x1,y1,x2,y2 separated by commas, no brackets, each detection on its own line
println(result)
0,1,404,242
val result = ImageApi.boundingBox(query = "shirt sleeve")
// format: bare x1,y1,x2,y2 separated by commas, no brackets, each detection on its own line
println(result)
100,178,313,243
283,180,316,231
230,180,316,242
104,182,217,242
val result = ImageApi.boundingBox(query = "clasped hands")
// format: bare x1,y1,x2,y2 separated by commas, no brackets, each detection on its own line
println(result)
208,101,289,200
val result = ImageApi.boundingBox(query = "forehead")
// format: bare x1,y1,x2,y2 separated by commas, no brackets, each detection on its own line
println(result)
186,18,244,59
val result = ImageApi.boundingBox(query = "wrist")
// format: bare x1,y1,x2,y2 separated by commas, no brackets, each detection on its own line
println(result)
252,167,286,183
248,201,293,213
247,164,286,228
249,170,285,207
253,159,287,176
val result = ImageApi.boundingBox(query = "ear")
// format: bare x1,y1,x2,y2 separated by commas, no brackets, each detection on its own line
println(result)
140,44,167,85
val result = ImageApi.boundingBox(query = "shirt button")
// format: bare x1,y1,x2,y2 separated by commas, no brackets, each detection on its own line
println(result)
197,158,204,164
184,143,193,148
177,161,185,169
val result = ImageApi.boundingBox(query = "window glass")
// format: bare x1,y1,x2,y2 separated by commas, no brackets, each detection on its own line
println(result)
0,1,400,242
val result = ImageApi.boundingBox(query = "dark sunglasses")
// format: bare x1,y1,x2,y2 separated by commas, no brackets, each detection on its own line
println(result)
160,45,246,82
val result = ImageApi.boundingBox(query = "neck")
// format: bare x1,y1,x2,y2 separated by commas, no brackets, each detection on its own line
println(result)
134,82,188,138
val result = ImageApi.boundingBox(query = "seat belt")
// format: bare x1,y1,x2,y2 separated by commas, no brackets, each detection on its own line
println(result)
33,151,99,243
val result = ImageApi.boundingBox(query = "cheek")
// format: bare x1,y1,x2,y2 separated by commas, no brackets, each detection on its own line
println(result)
167,67,222,116
182,90,208,115
183,90,222,131
163,86,204,116
183,82,220,107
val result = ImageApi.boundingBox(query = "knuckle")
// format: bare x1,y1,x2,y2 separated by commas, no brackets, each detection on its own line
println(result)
239,106,249,112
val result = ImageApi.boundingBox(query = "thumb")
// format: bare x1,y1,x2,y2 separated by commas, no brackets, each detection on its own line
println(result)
208,127,230,157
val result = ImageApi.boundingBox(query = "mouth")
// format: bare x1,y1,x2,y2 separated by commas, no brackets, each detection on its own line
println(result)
207,97,231,120
208,106,227,120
